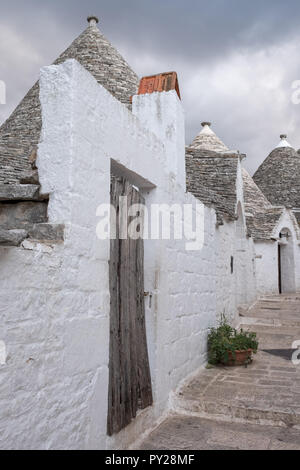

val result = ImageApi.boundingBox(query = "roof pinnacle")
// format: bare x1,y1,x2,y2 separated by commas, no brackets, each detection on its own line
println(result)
189,122,229,152
87,16,99,26
276,134,292,149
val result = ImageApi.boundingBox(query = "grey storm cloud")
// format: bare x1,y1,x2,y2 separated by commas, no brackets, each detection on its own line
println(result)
1,0,300,174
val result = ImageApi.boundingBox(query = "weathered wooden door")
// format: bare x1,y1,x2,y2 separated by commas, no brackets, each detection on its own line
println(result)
107,177,153,436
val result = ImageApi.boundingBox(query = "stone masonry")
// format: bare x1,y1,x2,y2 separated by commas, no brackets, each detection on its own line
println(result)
139,294,300,450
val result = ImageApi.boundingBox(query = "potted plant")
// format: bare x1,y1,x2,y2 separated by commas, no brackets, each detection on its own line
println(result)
208,316,258,367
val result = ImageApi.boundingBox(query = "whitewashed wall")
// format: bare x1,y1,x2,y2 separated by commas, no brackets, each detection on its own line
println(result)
215,158,257,326
255,242,279,295
243,237,257,305
0,57,268,450
215,221,237,322
0,60,220,450
235,159,257,310
111,88,219,449
275,211,300,293
215,220,256,325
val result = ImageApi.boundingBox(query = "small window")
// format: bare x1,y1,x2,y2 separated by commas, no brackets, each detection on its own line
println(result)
230,256,234,274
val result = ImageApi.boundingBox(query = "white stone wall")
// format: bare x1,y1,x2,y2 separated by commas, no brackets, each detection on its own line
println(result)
255,210,300,295
255,242,280,295
0,60,220,450
0,243,109,449
215,158,257,325
0,59,114,449
235,159,257,310
274,211,300,293
111,86,219,449
215,220,256,325
0,58,263,450
215,221,237,322
243,237,257,305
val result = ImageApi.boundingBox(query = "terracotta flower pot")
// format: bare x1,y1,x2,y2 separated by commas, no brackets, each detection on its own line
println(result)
225,349,253,366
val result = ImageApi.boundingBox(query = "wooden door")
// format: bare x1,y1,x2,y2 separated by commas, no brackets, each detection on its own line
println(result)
278,243,282,294
107,177,153,436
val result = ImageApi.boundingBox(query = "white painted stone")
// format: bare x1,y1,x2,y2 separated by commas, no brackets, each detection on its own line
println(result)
63,318,109,375
133,91,186,189
21,239,54,254
255,209,300,295
276,135,293,149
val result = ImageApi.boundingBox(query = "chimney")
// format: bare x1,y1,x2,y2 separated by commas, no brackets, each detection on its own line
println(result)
133,72,185,188
137,72,181,100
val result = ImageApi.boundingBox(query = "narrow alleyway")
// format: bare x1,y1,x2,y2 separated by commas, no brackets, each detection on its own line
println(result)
139,295,300,450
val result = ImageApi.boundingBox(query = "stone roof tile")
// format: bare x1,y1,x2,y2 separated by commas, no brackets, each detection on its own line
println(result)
293,210,300,227
242,168,285,240
186,147,239,223
253,143,300,209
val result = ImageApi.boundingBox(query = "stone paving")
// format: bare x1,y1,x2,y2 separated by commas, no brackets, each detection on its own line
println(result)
139,294,300,450
140,415,300,450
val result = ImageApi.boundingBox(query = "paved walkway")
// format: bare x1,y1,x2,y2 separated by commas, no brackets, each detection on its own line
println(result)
139,294,300,450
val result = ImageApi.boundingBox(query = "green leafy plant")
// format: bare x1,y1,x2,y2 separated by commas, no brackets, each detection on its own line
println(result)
208,315,258,366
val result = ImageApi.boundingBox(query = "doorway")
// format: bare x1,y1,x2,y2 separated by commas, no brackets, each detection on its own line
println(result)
278,229,296,294
107,176,153,436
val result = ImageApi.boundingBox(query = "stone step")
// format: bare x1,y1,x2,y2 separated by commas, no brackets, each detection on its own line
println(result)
239,295,300,328
139,295,300,449
139,414,300,450
172,396,300,429
239,316,300,328
172,381,300,429
173,344,300,429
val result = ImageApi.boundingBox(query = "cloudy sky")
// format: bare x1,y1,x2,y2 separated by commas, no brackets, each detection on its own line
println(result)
1,0,300,174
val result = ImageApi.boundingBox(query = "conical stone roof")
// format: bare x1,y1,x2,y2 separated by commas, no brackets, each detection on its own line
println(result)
189,122,229,153
242,168,286,240
0,18,139,184
186,122,241,224
253,135,300,209
242,168,271,215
